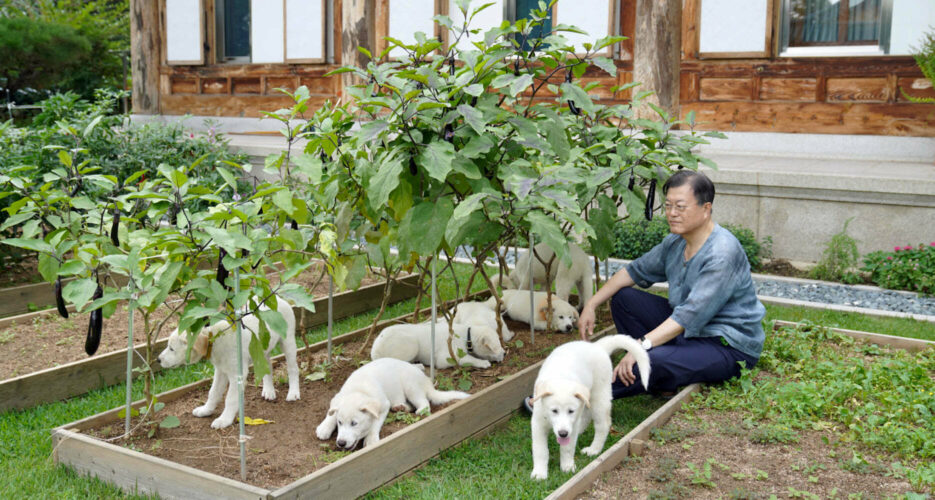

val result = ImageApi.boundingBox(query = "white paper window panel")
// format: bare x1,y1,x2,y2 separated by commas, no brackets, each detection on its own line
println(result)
699,0,768,54
890,0,935,55
285,0,325,61
388,0,436,58
166,0,203,63
449,0,505,51
559,0,610,53
251,0,284,63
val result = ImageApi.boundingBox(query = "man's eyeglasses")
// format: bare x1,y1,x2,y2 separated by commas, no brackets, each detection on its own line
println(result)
663,203,692,214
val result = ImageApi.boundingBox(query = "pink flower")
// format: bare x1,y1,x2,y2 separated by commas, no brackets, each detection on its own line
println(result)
887,256,893,260
895,246,901,252
903,245,913,251
930,242,935,247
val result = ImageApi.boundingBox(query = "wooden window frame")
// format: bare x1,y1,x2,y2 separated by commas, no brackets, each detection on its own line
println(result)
163,0,206,66
778,0,894,56
696,0,776,59
283,0,328,64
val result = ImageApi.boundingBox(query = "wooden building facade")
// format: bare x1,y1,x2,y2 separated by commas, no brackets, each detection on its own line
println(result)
132,0,935,136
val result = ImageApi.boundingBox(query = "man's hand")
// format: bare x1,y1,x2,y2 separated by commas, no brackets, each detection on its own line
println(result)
578,305,596,340
613,352,638,386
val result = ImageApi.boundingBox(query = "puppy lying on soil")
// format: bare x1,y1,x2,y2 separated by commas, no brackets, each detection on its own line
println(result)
450,300,514,342
486,290,579,333
371,321,505,369
157,298,299,429
316,358,470,450
530,335,650,480
500,242,594,309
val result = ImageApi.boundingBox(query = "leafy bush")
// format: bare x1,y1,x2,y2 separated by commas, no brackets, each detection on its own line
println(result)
612,218,770,271
809,218,861,283
2,0,129,101
612,217,670,260
862,243,935,295
904,29,935,103
721,223,772,271
0,16,92,99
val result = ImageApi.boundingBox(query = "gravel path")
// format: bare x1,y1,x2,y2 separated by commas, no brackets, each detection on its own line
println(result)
453,246,935,317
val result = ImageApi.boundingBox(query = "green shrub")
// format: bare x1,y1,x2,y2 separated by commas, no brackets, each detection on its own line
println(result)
862,243,935,295
903,29,935,103
0,16,92,99
809,218,861,283
612,218,770,271
722,223,772,271
612,217,671,260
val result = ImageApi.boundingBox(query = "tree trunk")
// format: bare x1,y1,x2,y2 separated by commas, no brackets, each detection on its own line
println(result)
632,0,681,120
340,0,376,92
130,0,161,114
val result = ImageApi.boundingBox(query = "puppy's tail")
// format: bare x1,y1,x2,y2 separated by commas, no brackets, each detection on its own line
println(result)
426,387,470,405
594,335,651,390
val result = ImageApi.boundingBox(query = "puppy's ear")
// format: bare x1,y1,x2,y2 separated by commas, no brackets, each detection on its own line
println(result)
531,382,552,404
573,385,591,409
360,401,381,418
538,306,549,322
327,407,337,417
191,333,210,361
573,309,580,321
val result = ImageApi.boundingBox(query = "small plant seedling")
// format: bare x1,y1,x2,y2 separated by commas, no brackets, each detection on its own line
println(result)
0,330,14,344
686,460,717,488
754,469,768,481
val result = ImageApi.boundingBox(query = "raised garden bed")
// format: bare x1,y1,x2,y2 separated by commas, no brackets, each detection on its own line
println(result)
0,269,418,413
52,295,609,499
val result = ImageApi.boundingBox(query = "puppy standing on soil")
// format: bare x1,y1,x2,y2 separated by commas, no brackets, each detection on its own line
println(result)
487,290,579,333
530,335,650,480
371,321,504,369
157,298,299,429
316,358,470,450
451,300,514,342
506,242,594,309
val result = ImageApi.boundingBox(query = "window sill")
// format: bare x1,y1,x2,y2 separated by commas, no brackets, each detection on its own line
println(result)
779,45,884,58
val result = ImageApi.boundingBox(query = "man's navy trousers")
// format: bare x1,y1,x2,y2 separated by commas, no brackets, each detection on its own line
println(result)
609,287,759,399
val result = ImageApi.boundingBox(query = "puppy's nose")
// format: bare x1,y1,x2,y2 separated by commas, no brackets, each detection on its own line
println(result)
336,439,346,448
558,430,568,438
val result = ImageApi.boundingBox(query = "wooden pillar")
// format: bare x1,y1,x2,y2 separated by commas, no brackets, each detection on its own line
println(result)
340,0,376,93
130,0,161,114
632,0,681,119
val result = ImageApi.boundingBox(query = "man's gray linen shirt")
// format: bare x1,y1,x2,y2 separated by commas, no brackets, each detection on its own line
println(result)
625,224,766,359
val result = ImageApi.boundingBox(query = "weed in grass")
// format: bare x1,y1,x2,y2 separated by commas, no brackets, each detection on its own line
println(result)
649,457,679,482
647,480,691,500
787,486,821,499
839,451,887,475
651,423,702,446
749,423,798,444
728,486,762,500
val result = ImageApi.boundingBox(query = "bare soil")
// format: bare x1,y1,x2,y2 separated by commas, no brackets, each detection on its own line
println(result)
87,317,597,489
0,263,382,381
581,401,921,499
758,258,810,280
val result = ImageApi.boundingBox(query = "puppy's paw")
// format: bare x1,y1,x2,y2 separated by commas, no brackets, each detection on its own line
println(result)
192,405,213,418
211,416,234,429
261,387,277,401
560,462,577,473
473,360,492,369
286,389,300,402
390,403,412,412
315,423,333,440
581,445,602,456
530,468,548,480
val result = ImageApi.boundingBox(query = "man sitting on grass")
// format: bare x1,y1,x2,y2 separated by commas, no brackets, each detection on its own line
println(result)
577,170,765,399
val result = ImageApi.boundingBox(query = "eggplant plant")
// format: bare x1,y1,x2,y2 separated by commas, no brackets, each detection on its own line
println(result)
0,124,327,434
279,0,721,358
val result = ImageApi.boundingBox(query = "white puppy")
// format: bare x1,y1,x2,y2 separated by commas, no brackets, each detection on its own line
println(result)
451,300,514,342
316,358,470,450
530,335,650,480
157,298,299,429
486,290,579,333
507,242,593,309
371,321,504,369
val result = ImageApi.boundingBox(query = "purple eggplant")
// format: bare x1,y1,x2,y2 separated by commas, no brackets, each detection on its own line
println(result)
55,277,68,319
84,285,103,355
110,209,121,247
644,179,657,221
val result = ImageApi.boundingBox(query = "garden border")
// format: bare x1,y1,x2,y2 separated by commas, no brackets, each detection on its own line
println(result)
51,293,614,499
771,320,935,352
0,274,419,413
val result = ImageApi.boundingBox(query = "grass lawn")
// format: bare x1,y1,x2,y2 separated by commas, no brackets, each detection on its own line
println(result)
1,267,932,498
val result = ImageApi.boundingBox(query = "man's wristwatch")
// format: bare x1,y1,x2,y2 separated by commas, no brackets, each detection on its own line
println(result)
641,337,653,350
